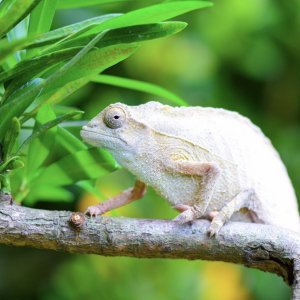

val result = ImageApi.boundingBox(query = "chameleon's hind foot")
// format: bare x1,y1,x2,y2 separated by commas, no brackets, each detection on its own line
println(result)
208,189,256,237
208,212,224,237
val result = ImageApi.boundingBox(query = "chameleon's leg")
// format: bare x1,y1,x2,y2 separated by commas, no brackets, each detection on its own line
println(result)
166,161,221,224
208,189,256,237
85,180,146,217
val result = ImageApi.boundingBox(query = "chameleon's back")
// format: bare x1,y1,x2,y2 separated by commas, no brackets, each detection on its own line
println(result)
197,107,300,233
134,103,300,233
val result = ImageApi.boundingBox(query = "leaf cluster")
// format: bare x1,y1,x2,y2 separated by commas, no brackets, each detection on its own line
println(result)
0,0,211,203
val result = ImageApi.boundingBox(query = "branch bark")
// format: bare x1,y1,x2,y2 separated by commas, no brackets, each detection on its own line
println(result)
0,200,300,299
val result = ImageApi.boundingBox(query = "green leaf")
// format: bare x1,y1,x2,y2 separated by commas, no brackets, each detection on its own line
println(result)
56,126,87,152
0,22,185,83
0,0,42,38
57,0,128,9
0,36,33,65
27,0,58,57
2,77,44,104
0,44,135,141
25,185,73,204
47,126,87,164
0,28,140,139
2,117,21,161
0,30,107,139
26,104,57,176
36,43,138,103
26,125,87,180
29,147,118,186
0,155,21,173
17,110,83,155
0,14,119,64
43,78,89,105
0,47,80,83
28,0,58,35
93,74,187,106
76,180,105,199
51,45,138,90
28,14,120,49
6,16,29,64
0,81,43,140
85,1,213,35
52,21,187,52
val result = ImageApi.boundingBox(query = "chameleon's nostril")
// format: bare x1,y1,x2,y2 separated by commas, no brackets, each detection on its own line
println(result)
85,122,97,129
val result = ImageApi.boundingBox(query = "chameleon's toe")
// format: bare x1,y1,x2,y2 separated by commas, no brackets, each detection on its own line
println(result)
173,209,195,224
85,205,104,217
207,224,219,237
173,204,192,213
208,217,224,237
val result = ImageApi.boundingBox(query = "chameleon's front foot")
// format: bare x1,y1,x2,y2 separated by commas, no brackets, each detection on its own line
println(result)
172,204,201,224
173,209,195,224
85,204,106,217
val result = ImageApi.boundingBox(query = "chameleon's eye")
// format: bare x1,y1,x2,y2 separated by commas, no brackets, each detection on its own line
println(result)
103,107,126,129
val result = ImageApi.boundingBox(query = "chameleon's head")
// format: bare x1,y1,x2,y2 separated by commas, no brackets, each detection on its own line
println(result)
80,102,154,160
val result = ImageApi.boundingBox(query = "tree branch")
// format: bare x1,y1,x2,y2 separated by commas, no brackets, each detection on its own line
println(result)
0,201,300,299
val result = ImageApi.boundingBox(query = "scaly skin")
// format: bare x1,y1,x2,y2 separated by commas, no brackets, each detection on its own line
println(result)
81,101,300,235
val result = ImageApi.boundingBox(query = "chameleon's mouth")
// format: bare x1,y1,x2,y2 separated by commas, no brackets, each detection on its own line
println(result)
80,128,115,139
80,128,126,148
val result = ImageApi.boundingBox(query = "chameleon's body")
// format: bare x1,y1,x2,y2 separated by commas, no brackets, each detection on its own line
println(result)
81,101,300,235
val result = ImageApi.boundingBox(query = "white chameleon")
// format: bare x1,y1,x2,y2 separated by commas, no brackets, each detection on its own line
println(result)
80,101,300,236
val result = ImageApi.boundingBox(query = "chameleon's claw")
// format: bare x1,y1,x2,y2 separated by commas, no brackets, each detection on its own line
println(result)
208,217,224,237
85,205,105,217
207,225,218,238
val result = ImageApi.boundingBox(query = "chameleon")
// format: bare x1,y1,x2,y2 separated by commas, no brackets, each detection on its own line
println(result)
80,101,300,236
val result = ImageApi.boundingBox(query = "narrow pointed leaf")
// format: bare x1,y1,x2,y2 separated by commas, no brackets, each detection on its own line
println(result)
57,0,128,9
30,147,118,186
0,30,107,139
0,42,136,141
6,16,29,64
0,83,43,140
44,44,138,92
47,126,87,163
2,77,44,104
0,0,42,37
25,185,73,204
26,104,57,176
0,14,120,63
53,21,187,52
55,126,87,153
43,78,89,105
2,117,21,160
29,14,120,48
0,37,33,65
93,74,187,106
0,22,185,83
85,1,213,35
28,0,58,35
17,110,83,155
0,47,80,83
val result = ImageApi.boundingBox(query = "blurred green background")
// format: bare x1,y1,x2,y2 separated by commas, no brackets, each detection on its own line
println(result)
1,0,300,299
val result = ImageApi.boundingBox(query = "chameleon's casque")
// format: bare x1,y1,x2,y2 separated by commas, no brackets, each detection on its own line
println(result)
81,101,300,235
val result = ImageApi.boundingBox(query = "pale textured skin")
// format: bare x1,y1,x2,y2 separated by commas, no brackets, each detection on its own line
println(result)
80,101,300,234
